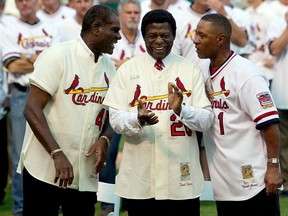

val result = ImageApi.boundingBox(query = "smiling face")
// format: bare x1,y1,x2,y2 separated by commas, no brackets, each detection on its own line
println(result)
143,22,174,60
94,13,121,55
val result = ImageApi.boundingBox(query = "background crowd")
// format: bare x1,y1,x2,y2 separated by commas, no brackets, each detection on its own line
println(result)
0,0,287,216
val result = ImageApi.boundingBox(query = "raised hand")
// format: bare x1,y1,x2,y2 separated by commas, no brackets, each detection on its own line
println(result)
168,82,183,115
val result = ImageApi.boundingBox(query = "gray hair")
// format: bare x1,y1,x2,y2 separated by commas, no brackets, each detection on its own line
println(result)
117,0,141,13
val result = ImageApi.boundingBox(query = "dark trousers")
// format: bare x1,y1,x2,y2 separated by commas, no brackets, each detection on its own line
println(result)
0,115,8,203
216,188,280,216
125,197,200,216
22,168,97,216
279,109,288,191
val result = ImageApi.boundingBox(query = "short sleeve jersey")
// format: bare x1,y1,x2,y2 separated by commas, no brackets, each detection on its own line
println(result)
1,19,54,86
17,38,116,192
202,52,279,201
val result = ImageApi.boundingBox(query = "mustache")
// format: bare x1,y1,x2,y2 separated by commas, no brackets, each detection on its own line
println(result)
127,19,138,23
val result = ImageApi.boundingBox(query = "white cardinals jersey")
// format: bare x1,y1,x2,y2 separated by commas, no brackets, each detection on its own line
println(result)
36,5,76,25
173,5,255,65
1,19,55,86
202,52,280,201
267,0,288,19
172,6,214,66
139,0,189,30
53,15,81,42
267,14,288,109
17,38,116,192
245,1,276,81
108,29,146,62
103,52,212,200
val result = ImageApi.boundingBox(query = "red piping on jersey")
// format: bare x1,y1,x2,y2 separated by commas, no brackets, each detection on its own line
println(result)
210,51,236,79
254,111,279,123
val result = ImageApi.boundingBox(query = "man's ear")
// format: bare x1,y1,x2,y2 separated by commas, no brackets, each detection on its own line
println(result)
217,34,225,46
92,22,101,34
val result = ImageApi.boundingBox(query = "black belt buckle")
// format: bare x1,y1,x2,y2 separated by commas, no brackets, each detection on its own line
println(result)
14,83,28,92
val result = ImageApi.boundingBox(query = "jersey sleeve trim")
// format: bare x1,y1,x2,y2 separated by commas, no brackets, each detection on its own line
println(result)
254,111,279,123
256,118,280,130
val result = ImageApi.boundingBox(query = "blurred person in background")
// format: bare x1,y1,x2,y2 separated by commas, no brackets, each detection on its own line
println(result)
245,0,276,86
53,0,94,42
267,7,288,198
36,0,76,25
1,0,57,214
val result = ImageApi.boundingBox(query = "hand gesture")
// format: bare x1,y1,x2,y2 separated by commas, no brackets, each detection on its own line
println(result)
168,82,183,115
137,99,159,126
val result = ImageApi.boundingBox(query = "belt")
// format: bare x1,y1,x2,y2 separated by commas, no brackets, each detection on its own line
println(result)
14,83,29,92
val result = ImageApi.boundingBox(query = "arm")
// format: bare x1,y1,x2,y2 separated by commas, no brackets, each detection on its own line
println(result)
269,12,288,56
4,53,38,74
262,123,283,195
207,0,248,47
109,100,159,136
24,85,73,188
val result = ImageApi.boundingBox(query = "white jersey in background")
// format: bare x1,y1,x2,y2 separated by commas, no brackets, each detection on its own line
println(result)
267,0,288,19
202,52,280,201
139,0,190,29
108,29,146,62
245,1,276,81
172,6,214,66
53,15,81,42
173,5,255,66
267,14,288,109
1,19,55,87
36,5,76,25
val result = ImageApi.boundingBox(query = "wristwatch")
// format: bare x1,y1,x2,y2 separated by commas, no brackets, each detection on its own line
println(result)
267,158,279,164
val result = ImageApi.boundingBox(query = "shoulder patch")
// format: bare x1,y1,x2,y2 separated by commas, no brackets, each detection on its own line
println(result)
256,92,274,108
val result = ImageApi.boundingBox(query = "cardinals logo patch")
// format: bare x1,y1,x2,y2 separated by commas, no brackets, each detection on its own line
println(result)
256,92,274,108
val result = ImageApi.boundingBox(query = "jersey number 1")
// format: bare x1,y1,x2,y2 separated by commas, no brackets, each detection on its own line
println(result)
218,112,225,135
